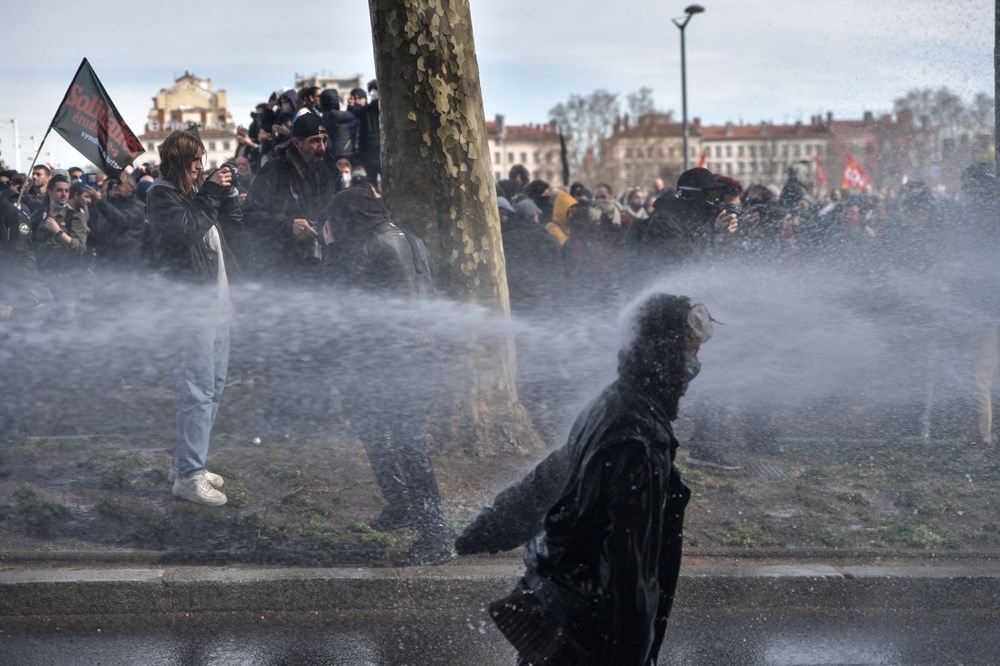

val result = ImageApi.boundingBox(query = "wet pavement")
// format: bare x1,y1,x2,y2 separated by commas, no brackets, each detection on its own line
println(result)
1,608,997,665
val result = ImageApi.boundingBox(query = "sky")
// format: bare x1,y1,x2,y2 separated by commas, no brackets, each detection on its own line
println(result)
0,0,992,172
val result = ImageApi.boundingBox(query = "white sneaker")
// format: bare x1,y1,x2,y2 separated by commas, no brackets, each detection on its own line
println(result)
168,468,224,487
172,473,228,506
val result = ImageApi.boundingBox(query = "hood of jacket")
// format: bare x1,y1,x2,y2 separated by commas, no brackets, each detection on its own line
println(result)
319,89,341,112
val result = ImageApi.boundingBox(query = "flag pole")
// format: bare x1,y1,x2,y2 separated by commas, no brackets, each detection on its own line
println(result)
15,58,89,211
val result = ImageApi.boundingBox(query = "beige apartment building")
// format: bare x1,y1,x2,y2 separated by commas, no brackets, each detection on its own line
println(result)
485,115,563,185
138,72,237,169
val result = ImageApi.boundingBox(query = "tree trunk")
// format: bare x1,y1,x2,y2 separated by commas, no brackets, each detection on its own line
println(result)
368,0,544,457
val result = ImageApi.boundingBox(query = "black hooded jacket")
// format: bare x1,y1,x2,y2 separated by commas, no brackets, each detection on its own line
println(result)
324,186,432,297
474,294,693,666
623,195,717,271
90,195,147,267
0,197,37,311
319,90,356,162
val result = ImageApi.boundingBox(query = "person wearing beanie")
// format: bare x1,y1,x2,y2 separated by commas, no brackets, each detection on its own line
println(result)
243,113,338,280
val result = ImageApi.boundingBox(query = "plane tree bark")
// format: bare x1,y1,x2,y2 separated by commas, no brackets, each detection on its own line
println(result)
368,0,544,456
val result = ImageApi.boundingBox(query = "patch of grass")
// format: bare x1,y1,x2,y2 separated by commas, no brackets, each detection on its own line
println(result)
279,489,329,516
80,450,149,489
236,513,283,552
352,522,396,549
970,523,1000,545
128,515,172,548
261,462,303,482
836,491,871,507
876,522,956,549
225,482,250,508
718,519,779,548
14,485,70,535
301,515,342,547
800,524,849,548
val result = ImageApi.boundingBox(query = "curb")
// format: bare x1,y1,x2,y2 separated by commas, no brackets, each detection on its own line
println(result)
2,563,1000,618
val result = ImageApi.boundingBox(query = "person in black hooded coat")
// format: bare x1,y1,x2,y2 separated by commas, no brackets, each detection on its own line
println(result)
323,185,450,566
459,293,714,665
319,89,356,164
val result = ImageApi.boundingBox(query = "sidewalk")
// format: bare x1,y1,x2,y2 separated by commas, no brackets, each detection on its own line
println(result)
3,557,999,618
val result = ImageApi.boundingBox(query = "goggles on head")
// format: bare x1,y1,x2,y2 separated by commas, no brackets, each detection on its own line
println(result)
687,303,713,342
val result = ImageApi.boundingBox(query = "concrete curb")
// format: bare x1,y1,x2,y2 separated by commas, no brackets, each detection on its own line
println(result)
2,563,1000,618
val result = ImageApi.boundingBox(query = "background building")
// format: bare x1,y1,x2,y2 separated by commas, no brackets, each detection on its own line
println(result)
485,115,563,185
138,72,236,169
294,73,367,106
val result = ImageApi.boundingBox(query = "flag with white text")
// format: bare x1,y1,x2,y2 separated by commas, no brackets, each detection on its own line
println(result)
50,58,144,177
841,155,869,190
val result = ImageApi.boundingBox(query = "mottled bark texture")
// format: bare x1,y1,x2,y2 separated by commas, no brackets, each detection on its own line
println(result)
369,0,543,456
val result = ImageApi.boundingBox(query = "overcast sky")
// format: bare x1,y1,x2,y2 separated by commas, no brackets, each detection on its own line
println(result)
0,0,991,172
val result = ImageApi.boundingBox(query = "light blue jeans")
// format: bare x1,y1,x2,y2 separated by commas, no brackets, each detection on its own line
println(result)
173,322,230,478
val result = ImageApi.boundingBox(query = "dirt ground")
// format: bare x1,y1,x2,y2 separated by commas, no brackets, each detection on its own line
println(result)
2,416,999,565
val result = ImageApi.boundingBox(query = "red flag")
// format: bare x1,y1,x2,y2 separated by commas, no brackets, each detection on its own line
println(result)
841,155,870,190
50,58,144,177
697,150,707,168
815,155,825,187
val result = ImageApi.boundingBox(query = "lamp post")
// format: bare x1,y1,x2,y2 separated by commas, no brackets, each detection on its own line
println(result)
673,4,704,172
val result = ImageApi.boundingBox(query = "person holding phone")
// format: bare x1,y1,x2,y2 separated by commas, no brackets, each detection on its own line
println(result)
146,128,242,506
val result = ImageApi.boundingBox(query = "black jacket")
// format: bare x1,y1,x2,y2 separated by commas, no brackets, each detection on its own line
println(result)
467,294,694,665
0,197,37,311
145,179,241,284
354,98,381,165
319,90,357,162
90,195,147,267
324,187,432,297
243,146,338,279
501,213,561,315
623,196,716,270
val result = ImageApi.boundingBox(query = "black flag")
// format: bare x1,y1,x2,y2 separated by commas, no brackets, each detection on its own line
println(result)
558,129,569,187
50,58,144,177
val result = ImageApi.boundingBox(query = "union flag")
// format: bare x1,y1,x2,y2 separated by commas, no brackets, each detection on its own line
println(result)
815,155,825,187
841,155,870,190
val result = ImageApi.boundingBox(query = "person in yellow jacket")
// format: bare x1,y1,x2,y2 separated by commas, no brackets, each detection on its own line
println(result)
545,190,577,246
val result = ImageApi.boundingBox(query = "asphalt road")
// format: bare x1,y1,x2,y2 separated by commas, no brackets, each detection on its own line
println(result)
2,609,997,665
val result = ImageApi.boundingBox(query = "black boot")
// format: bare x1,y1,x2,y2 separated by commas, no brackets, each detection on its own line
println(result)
364,433,418,531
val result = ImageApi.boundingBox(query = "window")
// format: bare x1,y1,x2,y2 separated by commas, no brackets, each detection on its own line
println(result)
223,141,231,151
507,152,514,163
738,162,745,175
738,146,745,157
647,146,654,158
534,152,540,164
715,146,721,157
210,160,218,168
546,152,553,164
781,144,789,156
805,144,813,156
494,152,501,164
208,141,216,151
793,144,801,157
669,147,676,158
726,145,732,157
520,152,527,163
626,147,633,159
148,142,155,152
726,163,733,175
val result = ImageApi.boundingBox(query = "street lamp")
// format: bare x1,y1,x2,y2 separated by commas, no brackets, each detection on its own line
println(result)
673,4,704,172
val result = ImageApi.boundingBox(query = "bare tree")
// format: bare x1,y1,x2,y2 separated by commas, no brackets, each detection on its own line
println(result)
368,0,543,456
549,89,620,185
626,86,657,119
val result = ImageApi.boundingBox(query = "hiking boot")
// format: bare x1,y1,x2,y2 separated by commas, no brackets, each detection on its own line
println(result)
396,529,456,566
168,468,224,487
370,504,417,532
687,449,742,471
172,473,228,506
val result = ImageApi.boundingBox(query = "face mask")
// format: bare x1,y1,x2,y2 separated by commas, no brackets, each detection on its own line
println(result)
685,359,702,383
342,173,351,185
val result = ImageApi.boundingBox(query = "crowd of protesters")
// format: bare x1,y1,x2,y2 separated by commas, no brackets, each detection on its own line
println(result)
2,78,999,540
